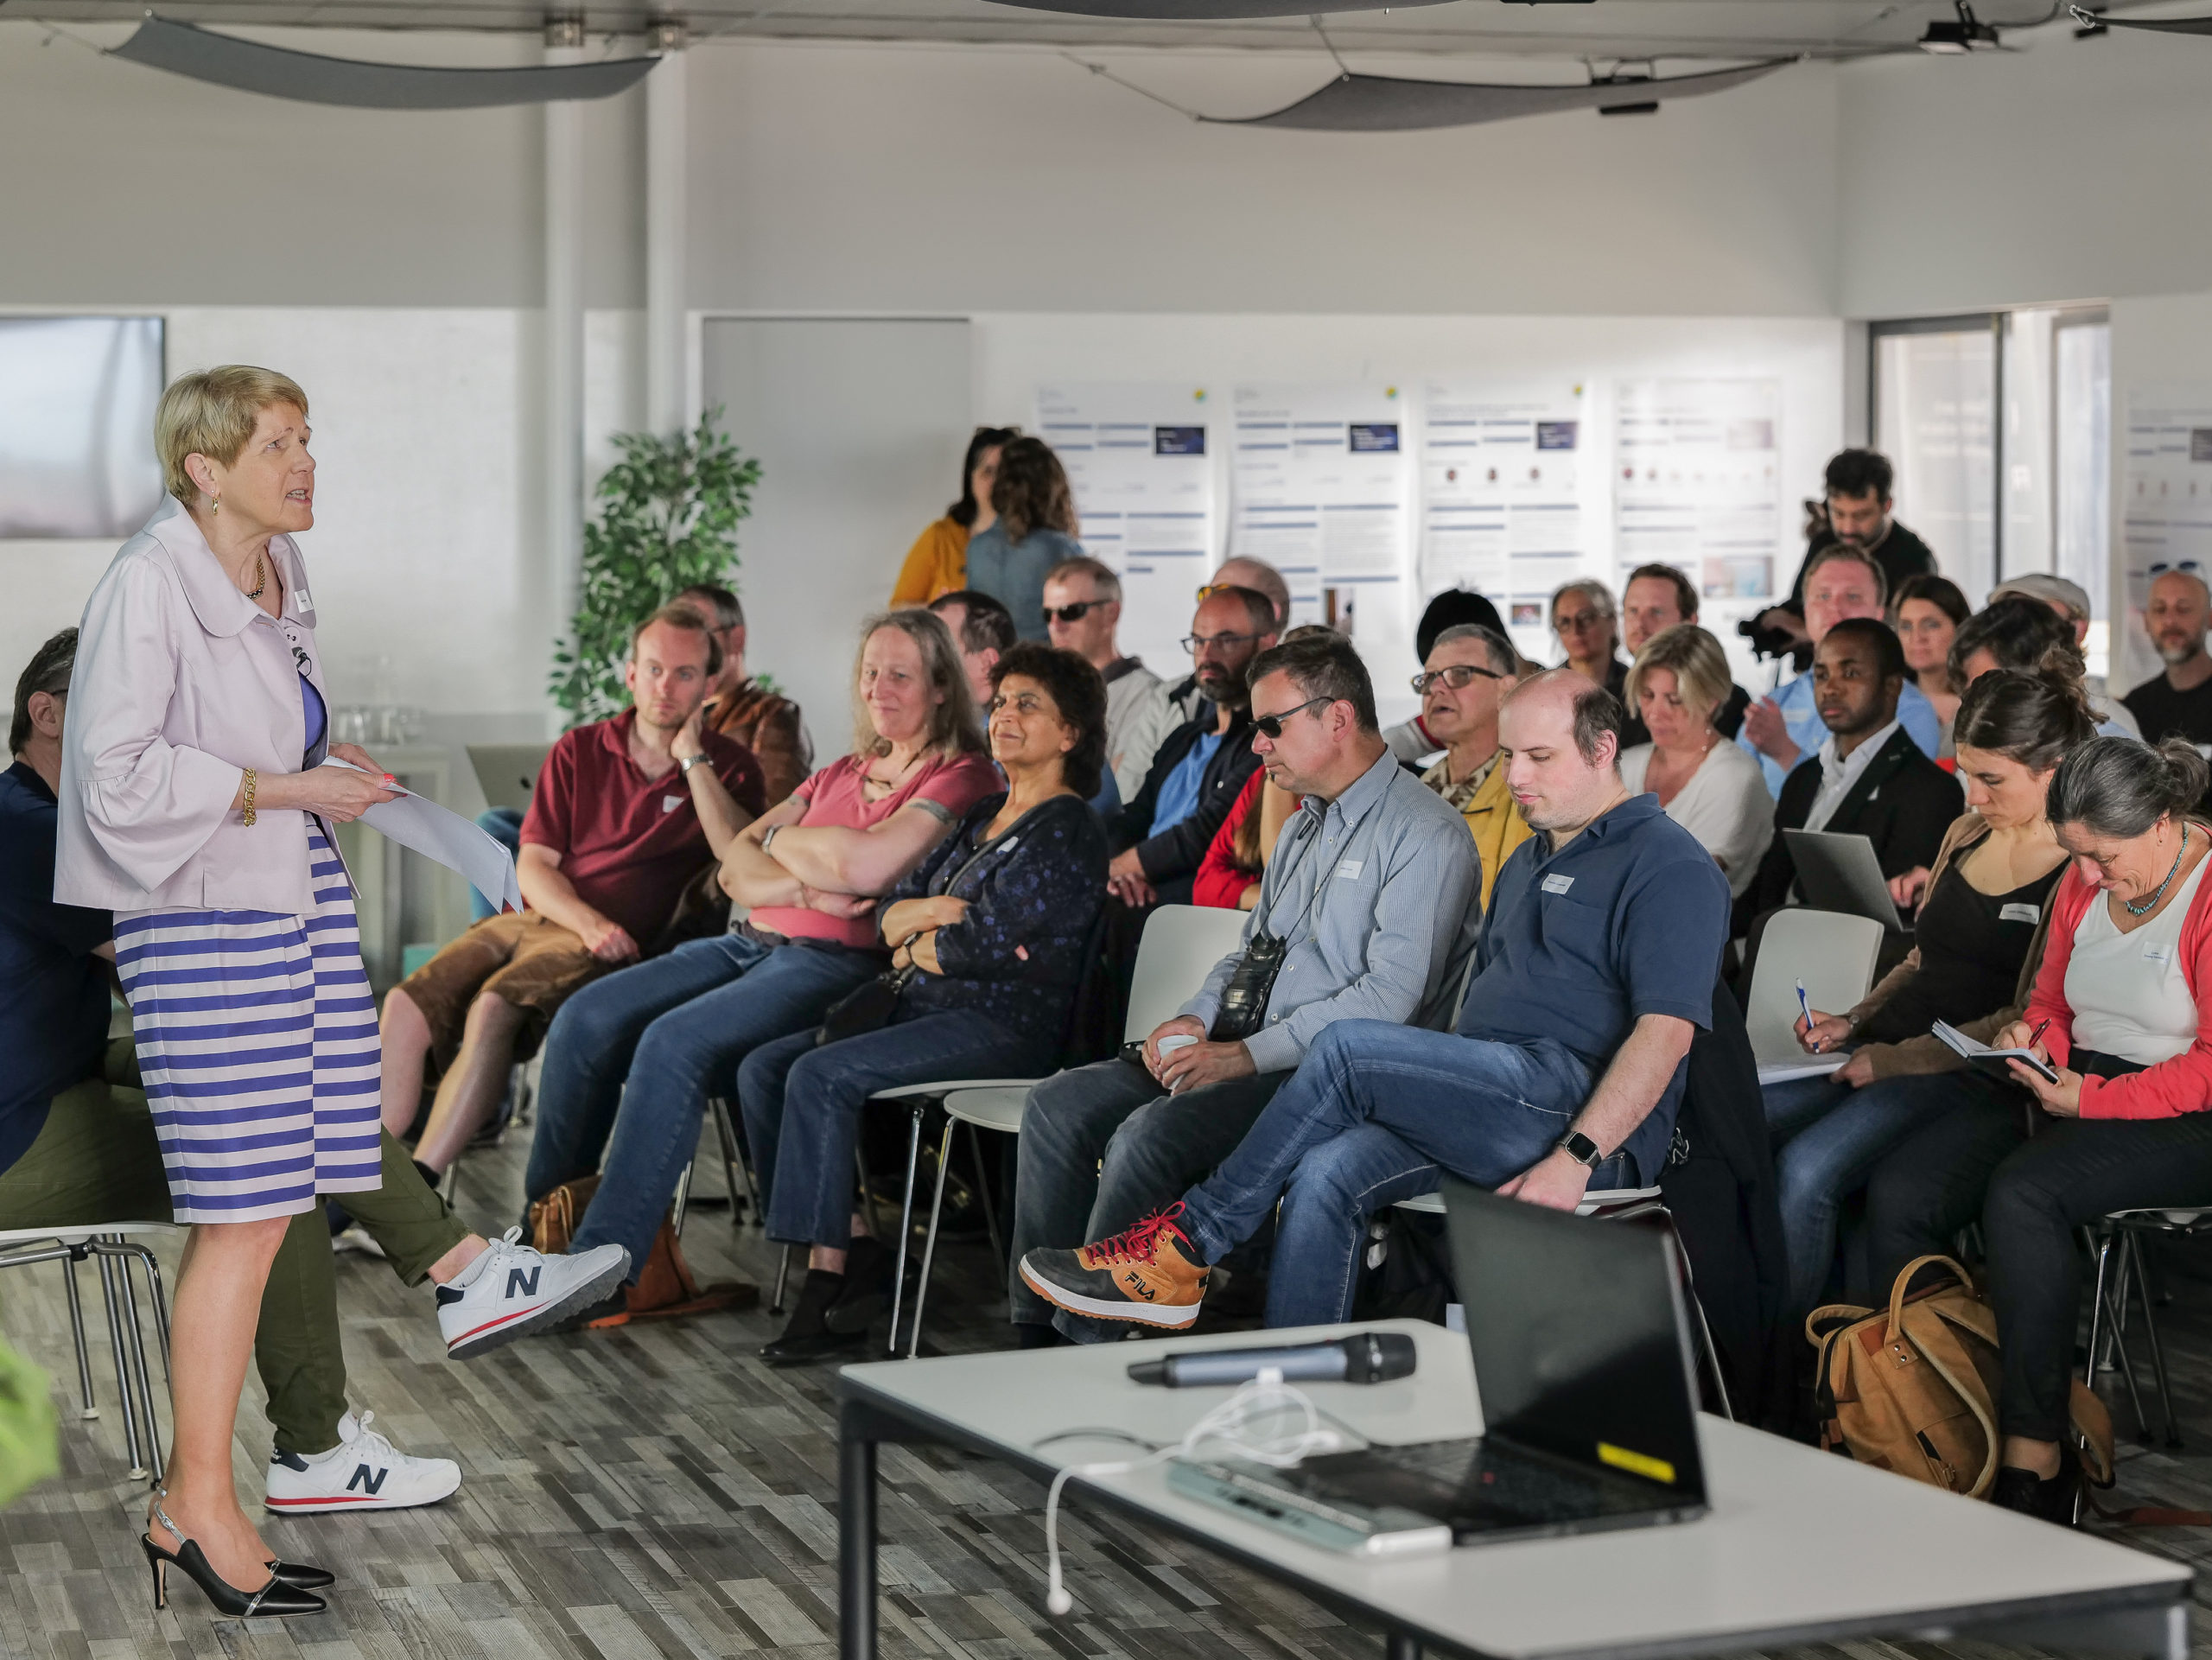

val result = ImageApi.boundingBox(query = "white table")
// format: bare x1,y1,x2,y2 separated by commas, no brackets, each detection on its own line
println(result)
836,1320,2190,1660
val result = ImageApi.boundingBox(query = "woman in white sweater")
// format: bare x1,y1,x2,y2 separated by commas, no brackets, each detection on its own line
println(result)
1619,623,1773,898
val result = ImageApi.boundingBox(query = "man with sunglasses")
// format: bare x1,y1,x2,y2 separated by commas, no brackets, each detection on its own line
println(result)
1414,623,1530,911
2123,565,2212,754
1105,586,1279,909
1012,631,1478,1345
1042,557,1175,800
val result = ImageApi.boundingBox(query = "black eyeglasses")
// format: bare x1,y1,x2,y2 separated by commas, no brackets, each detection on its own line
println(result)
1042,600,1107,625
1182,630,1262,656
1251,696,1334,740
1410,664,1504,695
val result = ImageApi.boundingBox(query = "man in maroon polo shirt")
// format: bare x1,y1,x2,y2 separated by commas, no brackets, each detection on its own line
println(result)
379,603,767,1176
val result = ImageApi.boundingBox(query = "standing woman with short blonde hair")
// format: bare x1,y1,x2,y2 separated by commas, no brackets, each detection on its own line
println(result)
56,367,400,1616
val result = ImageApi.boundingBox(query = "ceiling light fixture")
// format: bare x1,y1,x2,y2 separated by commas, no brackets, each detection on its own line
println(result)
1918,1,2004,52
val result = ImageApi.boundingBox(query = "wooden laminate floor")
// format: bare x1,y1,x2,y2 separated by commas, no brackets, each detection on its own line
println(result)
4,1120,2212,1660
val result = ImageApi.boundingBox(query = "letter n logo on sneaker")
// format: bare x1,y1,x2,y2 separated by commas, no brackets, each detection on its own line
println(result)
346,1464,388,1496
507,1266,541,1300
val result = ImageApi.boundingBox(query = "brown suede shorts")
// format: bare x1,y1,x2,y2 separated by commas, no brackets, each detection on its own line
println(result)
397,912,607,1074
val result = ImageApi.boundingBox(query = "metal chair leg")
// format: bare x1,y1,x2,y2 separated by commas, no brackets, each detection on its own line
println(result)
671,1157,695,1238
60,1253,98,1421
965,1122,1007,1291
771,1244,792,1315
908,1120,958,1359
2086,1228,2115,1387
886,1104,926,1356
855,1148,880,1240
103,1238,165,1485
93,1250,147,1481
710,1096,757,1231
2126,1234,2184,1450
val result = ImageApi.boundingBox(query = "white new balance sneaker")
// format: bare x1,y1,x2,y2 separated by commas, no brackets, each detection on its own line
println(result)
265,1410,461,1513
435,1227,629,1359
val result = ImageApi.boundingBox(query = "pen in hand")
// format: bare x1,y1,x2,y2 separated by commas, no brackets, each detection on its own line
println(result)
1796,978,1821,1052
2026,1016,2052,1053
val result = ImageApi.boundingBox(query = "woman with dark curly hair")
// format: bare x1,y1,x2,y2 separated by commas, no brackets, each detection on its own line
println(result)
963,436,1084,642
741,642,1110,1362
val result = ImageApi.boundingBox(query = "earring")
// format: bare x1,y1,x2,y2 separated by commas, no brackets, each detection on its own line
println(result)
209,498,219,515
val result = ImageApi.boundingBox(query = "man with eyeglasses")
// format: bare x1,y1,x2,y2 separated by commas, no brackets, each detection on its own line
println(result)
2123,565,2212,753
1042,556,1174,800
1105,586,1280,909
1617,563,1751,747
1011,631,1478,1345
1413,623,1531,912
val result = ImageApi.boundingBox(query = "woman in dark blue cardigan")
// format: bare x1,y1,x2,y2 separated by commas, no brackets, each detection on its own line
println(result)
741,642,1110,1362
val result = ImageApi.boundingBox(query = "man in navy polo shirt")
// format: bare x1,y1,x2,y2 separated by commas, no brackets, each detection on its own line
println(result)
1020,669,1732,1332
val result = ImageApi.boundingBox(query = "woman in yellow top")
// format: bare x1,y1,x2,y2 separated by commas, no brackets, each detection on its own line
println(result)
1412,621,1532,911
889,426,1020,606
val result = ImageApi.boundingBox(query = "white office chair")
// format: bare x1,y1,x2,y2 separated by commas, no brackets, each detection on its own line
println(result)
865,903,1252,1357
1744,908,1885,1071
0,1222,176,1482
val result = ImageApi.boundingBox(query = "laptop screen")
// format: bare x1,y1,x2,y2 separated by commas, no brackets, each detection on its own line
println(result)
1442,1182,1706,1500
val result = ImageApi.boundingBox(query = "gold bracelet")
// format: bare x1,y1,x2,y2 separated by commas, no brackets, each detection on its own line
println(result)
241,767,257,828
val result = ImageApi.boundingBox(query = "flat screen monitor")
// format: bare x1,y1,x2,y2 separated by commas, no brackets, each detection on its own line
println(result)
0,315,165,539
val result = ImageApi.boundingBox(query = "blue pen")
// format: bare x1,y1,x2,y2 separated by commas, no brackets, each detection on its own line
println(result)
1796,978,1821,1051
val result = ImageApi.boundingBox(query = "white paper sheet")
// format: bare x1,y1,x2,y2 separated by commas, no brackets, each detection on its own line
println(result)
328,760,523,914
1756,1055,1847,1084
2120,386,2212,691
1036,383,1217,674
1612,378,1783,603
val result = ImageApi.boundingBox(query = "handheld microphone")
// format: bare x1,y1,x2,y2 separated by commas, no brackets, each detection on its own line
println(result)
1126,1332,1416,1389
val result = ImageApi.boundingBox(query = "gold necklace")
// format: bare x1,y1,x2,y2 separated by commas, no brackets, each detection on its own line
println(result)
245,551,267,600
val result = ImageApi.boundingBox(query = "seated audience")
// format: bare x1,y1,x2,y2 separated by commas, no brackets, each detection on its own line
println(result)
521,610,997,1305
1550,579,1628,703
1754,448,1940,658
1107,586,1279,908
1412,621,1530,911
1865,736,2212,1523
382,605,767,1175
1738,619,1962,932
891,425,1019,607
1192,768,1293,911
1766,670,2090,1316
739,645,1112,1362
929,588,1016,708
1618,563,1751,746
963,436,1083,642
0,630,621,1511
1385,589,1522,763
676,582,812,805
1951,595,2133,740
2123,566,2212,749
1011,633,1479,1345
1890,573,1971,755
1619,625,1772,899
1019,671,1728,1332
1988,572,2139,737
1043,555,1175,798
1740,544,1942,797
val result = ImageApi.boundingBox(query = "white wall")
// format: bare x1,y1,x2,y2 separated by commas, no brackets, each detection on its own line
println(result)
2107,293,2212,696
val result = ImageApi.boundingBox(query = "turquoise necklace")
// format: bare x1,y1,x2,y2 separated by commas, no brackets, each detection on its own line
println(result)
2125,824,2192,918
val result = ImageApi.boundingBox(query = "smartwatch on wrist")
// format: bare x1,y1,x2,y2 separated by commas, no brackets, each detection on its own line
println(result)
1556,1131,1603,1169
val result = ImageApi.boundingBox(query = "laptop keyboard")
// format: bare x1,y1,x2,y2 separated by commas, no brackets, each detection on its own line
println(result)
1319,1439,1672,1531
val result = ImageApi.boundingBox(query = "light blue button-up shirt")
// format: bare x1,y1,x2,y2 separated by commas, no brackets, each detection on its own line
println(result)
1738,671,1942,798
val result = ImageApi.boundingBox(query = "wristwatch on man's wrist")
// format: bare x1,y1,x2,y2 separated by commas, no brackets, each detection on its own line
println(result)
1555,1131,1603,1169
677,752,708,775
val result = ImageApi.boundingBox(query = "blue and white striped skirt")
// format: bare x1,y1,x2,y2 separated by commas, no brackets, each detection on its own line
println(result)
113,825,384,1224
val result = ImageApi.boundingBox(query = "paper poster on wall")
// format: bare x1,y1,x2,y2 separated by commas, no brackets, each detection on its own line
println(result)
1230,384,1414,638
1035,383,1217,674
2120,385,2212,693
1613,378,1782,603
1419,379,1586,635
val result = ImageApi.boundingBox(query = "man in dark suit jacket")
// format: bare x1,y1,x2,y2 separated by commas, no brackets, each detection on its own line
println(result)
1735,618,1962,943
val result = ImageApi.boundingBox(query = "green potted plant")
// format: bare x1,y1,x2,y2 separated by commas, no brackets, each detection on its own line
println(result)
549,410,762,728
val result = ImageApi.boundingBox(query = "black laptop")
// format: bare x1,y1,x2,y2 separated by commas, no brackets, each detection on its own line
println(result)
1167,1183,1708,1552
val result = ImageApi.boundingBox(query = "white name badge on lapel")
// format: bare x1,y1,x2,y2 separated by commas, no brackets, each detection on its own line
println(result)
2145,940,2174,966
2000,902,2041,925
1541,873,1575,895
1336,859,1363,881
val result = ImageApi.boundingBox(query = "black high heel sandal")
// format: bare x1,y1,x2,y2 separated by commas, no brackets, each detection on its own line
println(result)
141,1495,327,1618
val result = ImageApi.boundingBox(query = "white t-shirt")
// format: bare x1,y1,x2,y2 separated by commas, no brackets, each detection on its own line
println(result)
1620,740,1775,900
2066,852,2211,1065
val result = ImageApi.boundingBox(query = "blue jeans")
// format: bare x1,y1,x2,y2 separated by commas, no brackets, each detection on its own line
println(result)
1765,1068,2006,1313
1178,1020,1615,1329
738,1010,1056,1250
525,932,880,1278
471,808,525,921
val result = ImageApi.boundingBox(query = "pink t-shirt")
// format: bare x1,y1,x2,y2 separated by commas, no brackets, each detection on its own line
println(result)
751,750,1001,948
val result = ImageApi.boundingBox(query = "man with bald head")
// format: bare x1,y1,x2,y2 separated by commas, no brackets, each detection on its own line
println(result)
1020,669,1734,1333
2123,567,2212,751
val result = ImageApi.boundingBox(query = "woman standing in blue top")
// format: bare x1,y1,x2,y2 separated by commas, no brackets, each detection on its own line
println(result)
741,643,1110,1362
961,436,1084,642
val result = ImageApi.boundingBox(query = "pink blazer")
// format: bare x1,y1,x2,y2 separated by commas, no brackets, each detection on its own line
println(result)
55,497,340,916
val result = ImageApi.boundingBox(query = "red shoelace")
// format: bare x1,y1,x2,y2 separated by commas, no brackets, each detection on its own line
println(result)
1087,1201,1186,1266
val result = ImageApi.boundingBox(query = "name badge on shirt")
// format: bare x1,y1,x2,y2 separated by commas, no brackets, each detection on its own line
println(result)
1541,873,1575,895
1336,859,1363,881
1999,903,2041,925
662,794,683,813
2145,940,2174,966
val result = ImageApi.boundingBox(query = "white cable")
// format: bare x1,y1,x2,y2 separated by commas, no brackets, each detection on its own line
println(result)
1035,1367,1347,1618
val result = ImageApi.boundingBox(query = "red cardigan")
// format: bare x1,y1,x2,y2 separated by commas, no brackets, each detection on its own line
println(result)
2024,864,2212,1119
1192,771,1267,911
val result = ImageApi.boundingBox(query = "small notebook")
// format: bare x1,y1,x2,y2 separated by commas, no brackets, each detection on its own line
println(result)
1931,1019,2059,1084
1757,1055,1849,1085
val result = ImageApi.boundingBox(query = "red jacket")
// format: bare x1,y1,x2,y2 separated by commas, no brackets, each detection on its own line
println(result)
2024,863,2212,1120
1192,771,1267,911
